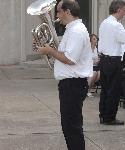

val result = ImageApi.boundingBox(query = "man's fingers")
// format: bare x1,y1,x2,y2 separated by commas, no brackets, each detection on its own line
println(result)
44,44,49,47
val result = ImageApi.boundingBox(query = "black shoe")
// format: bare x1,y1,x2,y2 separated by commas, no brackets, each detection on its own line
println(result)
101,119,124,125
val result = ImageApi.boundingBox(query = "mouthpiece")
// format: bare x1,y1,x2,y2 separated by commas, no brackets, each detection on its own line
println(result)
54,18,60,23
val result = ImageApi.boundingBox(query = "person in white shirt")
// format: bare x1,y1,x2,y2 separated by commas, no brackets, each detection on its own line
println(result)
87,34,100,97
36,0,93,150
98,0,125,125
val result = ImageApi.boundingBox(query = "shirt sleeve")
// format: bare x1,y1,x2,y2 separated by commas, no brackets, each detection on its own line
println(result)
115,23,125,43
64,31,86,64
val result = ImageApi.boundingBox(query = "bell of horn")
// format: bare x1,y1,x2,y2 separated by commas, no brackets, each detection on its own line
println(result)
27,0,59,69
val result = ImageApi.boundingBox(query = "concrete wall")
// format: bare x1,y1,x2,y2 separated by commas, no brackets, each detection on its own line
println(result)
0,0,21,64
0,0,41,65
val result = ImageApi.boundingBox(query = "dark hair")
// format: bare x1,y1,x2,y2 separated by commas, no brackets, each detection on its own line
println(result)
109,0,125,14
61,0,80,17
90,34,98,42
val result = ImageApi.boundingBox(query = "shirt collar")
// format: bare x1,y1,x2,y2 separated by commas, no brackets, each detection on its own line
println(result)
66,19,82,29
109,15,118,21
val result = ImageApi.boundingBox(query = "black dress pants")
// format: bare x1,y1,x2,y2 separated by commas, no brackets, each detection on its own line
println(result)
99,55,122,122
58,78,88,150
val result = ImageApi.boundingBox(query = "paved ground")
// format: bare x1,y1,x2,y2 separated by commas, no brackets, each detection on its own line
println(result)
0,59,125,150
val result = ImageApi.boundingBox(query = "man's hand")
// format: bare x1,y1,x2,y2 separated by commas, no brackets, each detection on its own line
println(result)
36,44,52,55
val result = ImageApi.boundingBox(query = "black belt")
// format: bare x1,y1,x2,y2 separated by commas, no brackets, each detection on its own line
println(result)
61,77,87,82
100,53,121,59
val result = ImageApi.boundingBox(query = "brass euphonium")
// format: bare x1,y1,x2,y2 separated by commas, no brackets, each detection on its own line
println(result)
27,0,59,69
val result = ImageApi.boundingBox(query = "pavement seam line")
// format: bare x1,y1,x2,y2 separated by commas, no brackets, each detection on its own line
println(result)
32,94,60,117
85,135,103,150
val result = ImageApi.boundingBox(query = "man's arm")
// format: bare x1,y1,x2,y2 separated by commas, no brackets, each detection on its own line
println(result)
37,45,75,65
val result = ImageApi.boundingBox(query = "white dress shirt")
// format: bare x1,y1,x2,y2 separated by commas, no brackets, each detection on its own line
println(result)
54,19,93,80
98,15,125,56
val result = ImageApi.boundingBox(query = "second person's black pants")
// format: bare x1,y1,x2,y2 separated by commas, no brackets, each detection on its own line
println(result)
99,55,122,122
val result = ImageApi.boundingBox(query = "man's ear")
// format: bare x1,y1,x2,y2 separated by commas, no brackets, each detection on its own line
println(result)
117,8,121,14
66,9,71,15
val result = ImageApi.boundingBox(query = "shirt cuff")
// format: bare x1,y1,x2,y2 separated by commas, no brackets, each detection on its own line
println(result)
64,52,77,64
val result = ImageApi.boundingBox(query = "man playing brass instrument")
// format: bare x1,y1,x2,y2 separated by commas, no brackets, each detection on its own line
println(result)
36,0,93,149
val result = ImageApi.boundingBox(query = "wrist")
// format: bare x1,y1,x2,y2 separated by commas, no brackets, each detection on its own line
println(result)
49,48,56,56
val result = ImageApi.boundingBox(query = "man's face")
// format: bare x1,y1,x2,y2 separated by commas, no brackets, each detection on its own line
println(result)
56,2,67,25
117,6,125,20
